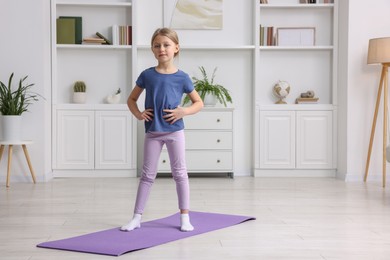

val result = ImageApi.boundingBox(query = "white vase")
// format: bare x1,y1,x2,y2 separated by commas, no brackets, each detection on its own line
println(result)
73,92,87,104
203,93,217,107
1,115,22,141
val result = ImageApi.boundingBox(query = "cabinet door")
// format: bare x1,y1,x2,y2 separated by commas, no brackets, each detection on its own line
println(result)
260,111,295,169
95,111,133,169
56,110,94,169
296,111,332,169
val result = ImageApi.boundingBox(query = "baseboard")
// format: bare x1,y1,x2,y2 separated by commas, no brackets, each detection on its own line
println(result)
254,169,336,177
52,169,137,178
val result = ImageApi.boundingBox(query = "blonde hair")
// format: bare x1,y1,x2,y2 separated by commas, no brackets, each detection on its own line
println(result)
151,28,180,57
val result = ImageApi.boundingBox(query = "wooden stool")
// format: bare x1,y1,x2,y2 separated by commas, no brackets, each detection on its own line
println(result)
0,141,36,187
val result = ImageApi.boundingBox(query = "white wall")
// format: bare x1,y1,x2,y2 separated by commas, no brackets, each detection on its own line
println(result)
0,0,52,183
2,0,390,182
340,0,390,182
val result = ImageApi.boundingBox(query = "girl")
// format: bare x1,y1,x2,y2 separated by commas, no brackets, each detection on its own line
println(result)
121,28,204,232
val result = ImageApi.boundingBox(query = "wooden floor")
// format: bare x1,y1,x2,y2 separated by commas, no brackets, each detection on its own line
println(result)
1,176,390,260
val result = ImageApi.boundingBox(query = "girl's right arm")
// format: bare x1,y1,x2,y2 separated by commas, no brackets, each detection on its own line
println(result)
127,85,153,121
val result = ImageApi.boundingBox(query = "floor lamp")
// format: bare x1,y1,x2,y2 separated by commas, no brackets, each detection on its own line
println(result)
364,37,390,188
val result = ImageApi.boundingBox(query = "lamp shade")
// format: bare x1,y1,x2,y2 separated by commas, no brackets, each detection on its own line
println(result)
367,37,390,64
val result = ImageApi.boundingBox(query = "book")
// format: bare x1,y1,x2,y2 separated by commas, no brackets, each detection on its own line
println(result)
112,25,132,45
56,18,75,44
83,37,105,42
296,97,319,104
82,37,106,45
59,16,82,44
96,32,112,45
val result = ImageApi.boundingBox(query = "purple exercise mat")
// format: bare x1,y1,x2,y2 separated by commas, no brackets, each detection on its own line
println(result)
37,211,255,256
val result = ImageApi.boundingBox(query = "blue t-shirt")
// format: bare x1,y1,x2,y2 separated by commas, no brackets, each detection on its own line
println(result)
136,67,194,133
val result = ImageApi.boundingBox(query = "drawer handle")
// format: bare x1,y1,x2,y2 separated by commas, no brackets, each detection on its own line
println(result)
217,139,221,143
217,119,221,123
217,159,221,163
162,160,167,163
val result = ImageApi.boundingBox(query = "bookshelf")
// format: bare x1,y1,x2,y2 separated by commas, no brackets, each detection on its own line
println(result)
51,0,137,177
253,0,338,176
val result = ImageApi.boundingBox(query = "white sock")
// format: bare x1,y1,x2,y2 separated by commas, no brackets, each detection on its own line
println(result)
180,213,194,232
120,213,142,231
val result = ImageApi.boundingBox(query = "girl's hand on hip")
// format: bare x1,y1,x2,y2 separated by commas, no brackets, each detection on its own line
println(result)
138,108,154,121
163,107,185,124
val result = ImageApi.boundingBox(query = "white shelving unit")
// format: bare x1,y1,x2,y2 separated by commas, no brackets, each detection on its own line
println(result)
253,0,338,177
51,0,137,177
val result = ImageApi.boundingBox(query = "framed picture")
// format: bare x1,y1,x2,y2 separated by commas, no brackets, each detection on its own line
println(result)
276,27,315,46
163,0,223,30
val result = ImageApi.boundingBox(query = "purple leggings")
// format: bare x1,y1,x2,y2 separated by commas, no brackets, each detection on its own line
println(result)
134,130,190,214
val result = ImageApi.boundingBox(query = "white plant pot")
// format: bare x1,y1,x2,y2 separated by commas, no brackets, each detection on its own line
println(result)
73,92,87,104
203,93,217,107
1,115,22,141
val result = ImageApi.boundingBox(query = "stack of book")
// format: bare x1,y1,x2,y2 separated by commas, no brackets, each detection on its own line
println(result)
82,37,106,45
295,97,319,104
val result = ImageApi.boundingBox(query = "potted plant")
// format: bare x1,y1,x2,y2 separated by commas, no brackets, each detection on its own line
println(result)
73,81,87,103
0,73,40,141
182,66,233,107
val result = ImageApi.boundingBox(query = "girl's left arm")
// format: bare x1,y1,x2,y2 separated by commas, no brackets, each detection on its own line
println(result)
182,89,204,116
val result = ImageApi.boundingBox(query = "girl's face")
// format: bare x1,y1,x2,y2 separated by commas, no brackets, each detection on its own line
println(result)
151,35,179,64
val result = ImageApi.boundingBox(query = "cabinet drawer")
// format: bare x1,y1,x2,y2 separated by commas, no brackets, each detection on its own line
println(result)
185,131,232,150
185,111,232,130
158,151,233,172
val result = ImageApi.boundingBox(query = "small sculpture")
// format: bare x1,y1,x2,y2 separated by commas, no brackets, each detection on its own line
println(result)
300,90,315,98
106,88,121,104
273,80,290,104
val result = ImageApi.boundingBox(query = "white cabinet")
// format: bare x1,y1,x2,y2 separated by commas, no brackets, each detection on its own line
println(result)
51,0,137,176
257,109,333,175
254,0,338,176
158,108,234,177
53,107,136,176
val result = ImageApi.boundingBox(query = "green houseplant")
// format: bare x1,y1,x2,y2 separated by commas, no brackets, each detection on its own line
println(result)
182,66,233,107
0,73,38,115
0,73,39,141
72,81,87,103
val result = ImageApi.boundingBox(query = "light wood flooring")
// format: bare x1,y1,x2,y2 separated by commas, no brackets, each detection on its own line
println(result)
1,176,390,260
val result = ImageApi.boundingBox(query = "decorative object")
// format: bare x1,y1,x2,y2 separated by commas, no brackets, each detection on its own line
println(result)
106,88,121,104
277,27,315,46
182,66,232,107
72,81,86,104
273,80,290,104
0,73,39,141
296,90,318,104
300,90,315,98
164,0,223,29
364,37,390,188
